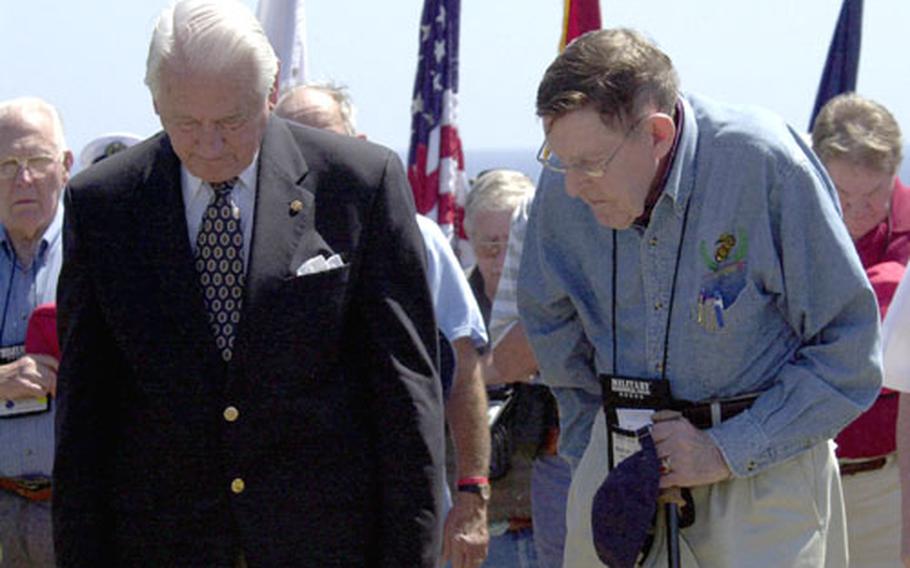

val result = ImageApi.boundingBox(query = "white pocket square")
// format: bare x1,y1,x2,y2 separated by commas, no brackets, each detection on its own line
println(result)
296,254,344,276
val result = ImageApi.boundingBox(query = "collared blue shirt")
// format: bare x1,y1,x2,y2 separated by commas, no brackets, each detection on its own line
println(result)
416,214,487,348
0,201,64,477
518,94,882,477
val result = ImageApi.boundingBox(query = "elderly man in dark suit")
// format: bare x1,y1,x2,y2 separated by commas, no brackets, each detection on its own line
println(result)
52,1,444,566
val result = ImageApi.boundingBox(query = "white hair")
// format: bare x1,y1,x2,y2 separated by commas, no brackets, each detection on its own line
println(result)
0,97,68,152
145,0,278,102
464,169,535,237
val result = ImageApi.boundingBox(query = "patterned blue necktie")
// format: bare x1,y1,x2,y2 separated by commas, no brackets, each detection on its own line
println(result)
195,178,245,362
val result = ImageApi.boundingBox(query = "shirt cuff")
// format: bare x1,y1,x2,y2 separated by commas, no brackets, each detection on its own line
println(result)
707,409,772,477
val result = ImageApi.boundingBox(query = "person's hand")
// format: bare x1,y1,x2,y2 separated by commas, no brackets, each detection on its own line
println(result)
442,492,489,568
651,410,732,489
0,354,59,400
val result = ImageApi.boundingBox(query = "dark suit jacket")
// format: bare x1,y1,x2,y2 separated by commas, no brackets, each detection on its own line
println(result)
53,117,444,567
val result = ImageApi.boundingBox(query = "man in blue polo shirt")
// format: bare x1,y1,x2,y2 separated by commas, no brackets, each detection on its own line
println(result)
0,97,70,566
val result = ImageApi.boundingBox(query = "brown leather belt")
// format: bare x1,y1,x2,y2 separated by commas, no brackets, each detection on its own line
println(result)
839,457,888,476
0,476,52,502
507,517,533,532
676,394,758,430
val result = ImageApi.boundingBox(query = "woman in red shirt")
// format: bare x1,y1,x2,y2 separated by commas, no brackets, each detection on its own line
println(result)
813,93,906,567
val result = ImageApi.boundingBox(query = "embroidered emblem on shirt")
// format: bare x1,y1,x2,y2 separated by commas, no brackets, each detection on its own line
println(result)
699,229,748,273
696,229,750,331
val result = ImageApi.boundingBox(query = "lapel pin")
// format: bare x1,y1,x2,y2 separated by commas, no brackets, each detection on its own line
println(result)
289,200,304,216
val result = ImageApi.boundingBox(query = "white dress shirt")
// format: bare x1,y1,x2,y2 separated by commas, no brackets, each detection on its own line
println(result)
181,157,258,270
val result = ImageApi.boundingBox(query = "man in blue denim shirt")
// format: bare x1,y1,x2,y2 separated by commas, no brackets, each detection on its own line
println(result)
518,29,881,566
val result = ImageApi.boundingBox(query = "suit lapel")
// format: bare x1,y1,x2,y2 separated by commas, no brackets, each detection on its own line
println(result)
244,117,314,295
141,121,327,372
140,135,220,363
233,118,316,358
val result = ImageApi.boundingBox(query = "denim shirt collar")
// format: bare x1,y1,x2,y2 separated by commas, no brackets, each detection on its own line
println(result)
0,196,64,263
660,94,699,219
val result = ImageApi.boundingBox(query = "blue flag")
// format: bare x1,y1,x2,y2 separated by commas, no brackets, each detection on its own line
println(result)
809,0,863,129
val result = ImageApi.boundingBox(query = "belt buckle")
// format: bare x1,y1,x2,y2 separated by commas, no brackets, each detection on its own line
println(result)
710,401,722,427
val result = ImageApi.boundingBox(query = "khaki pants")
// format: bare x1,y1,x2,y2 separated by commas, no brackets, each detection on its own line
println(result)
563,409,847,567
0,490,53,567
841,454,901,567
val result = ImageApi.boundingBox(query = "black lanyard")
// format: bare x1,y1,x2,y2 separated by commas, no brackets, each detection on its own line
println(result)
0,243,39,346
610,197,693,381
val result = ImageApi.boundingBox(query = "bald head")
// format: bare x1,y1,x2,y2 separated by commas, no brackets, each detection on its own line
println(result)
0,97,73,251
275,84,356,136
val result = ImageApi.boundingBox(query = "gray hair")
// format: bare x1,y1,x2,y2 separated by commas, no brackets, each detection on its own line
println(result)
464,169,535,237
274,82,358,136
0,97,68,152
812,93,903,176
145,0,278,102
537,28,679,128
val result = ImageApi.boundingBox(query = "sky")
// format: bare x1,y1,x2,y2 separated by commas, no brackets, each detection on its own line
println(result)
2,0,909,177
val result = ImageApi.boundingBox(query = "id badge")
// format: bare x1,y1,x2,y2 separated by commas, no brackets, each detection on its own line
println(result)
610,426,643,466
600,375,671,469
0,344,25,364
0,397,50,418
0,344,51,418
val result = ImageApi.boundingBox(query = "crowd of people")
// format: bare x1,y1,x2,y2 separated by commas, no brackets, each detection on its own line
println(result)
0,1,907,567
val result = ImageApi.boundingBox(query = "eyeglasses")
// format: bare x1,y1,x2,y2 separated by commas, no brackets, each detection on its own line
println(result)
0,155,61,180
537,115,649,178
472,239,507,259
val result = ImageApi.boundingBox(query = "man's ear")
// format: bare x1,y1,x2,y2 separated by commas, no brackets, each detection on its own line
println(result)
268,66,281,109
647,113,676,161
61,150,74,181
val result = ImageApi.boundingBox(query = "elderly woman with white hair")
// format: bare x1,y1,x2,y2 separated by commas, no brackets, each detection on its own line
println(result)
812,92,909,568
463,169,565,568
464,170,533,307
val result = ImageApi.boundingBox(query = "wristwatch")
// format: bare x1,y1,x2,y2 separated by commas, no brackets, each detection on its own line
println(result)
457,481,491,502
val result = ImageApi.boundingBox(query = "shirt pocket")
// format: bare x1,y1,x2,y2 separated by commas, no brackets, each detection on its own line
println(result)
273,263,351,340
693,265,763,334
686,277,779,389
715,277,764,330
254,265,352,395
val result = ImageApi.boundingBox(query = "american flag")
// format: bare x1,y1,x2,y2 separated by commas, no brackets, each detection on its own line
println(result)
560,0,602,51
407,0,467,247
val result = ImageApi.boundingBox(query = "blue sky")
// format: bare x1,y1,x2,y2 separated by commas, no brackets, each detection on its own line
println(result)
2,0,908,175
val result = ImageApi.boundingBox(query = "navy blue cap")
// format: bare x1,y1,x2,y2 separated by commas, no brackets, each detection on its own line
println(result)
591,427,660,568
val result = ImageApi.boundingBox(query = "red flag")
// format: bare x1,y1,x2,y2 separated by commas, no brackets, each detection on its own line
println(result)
560,0,602,51
406,0,468,246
